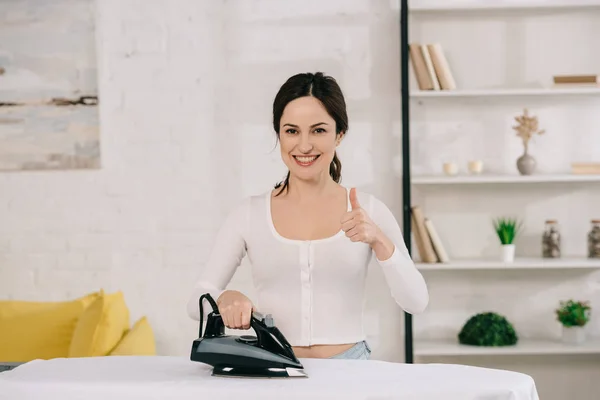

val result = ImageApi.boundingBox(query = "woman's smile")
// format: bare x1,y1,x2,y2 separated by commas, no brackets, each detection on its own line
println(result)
293,154,320,167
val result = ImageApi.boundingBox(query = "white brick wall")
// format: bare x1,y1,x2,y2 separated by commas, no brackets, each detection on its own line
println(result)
1,0,599,398
0,0,406,358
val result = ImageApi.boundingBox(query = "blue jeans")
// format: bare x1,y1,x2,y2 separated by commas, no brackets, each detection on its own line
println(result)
329,341,371,360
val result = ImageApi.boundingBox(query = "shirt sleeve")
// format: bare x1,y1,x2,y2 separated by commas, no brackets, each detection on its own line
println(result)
186,199,249,321
369,195,429,314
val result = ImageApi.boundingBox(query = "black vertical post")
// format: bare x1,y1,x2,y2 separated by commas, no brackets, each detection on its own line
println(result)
400,0,413,364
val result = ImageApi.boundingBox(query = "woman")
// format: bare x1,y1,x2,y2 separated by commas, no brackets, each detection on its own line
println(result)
187,72,429,360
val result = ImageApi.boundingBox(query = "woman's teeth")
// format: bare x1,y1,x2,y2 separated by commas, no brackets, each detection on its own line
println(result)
294,155,319,165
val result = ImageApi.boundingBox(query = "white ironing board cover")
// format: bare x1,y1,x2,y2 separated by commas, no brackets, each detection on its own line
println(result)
0,356,539,400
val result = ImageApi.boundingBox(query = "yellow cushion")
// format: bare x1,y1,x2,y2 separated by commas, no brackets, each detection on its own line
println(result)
68,290,130,357
0,293,100,362
110,316,156,356
0,292,98,319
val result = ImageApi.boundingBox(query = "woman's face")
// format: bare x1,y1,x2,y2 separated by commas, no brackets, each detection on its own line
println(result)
278,96,342,183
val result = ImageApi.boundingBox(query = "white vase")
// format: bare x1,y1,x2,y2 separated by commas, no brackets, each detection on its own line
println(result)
562,325,586,344
502,244,515,263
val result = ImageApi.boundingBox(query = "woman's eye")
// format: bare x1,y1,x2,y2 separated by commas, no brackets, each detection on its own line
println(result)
285,129,297,134
314,128,326,134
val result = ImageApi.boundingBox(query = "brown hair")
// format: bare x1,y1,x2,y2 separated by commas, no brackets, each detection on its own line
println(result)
272,72,348,195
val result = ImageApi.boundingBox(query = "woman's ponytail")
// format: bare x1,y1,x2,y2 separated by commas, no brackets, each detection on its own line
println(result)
329,152,342,183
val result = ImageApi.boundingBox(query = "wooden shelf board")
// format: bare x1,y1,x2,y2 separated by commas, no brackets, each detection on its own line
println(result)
415,337,600,356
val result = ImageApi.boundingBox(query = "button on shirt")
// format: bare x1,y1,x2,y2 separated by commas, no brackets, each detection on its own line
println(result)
187,188,429,347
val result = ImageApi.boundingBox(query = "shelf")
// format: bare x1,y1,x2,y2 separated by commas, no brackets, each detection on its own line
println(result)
401,0,600,367
417,257,600,270
410,87,600,98
411,173,600,185
410,0,600,12
415,337,600,356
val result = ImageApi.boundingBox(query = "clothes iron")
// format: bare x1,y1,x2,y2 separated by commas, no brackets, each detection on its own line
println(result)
190,293,307,378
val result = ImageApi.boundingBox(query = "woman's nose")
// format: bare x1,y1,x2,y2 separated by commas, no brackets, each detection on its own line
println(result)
298,133,313,153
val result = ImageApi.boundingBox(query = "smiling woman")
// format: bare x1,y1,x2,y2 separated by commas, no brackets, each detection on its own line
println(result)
187,72,429,361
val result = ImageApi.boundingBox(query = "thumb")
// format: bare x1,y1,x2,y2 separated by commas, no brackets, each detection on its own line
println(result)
350,187,361,210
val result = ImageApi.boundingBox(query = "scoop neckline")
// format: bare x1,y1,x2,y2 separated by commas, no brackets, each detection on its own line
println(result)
266,186,351,244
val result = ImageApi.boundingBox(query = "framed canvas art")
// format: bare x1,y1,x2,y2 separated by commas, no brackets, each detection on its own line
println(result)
0,0,100,171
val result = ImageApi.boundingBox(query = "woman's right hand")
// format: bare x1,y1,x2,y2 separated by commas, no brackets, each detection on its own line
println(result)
216,290,254,330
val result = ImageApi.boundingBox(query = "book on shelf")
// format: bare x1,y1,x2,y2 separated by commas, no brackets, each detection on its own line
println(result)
571,162,600,175
553,74,598,84
411,205,449,263
409,43,435,90
424,218,449,263
409,42,456,91
420,44,441,90
552,74,600,87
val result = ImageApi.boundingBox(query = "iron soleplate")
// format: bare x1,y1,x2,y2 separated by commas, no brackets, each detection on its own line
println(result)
212,365,308,378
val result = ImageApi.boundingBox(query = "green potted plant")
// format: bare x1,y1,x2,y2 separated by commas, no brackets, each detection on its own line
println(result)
458,312,518,347
493,217,522,263
555,300,591,344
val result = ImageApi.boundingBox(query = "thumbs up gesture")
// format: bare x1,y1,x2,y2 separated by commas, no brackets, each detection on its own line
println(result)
341,188,380,245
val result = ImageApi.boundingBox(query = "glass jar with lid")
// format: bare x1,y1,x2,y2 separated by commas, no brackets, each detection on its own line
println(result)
542,220,561,258
588,220,600,259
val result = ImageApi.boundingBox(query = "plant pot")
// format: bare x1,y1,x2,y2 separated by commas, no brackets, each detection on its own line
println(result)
562,325,586,344
502,244,515,263
517,152,536,175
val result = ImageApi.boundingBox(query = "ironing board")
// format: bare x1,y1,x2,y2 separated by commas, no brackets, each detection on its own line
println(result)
0,356,539,400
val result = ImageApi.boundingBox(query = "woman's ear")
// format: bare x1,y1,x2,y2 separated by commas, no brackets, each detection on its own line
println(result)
336,131,345,146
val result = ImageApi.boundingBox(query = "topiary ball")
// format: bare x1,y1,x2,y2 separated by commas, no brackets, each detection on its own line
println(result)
458,312,518,346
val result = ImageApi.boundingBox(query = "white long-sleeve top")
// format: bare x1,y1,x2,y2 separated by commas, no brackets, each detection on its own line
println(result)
187,187,429,346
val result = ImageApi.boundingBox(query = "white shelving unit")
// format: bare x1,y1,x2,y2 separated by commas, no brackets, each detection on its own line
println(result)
412,173,600,185
417,257,600,270
407,0,600,366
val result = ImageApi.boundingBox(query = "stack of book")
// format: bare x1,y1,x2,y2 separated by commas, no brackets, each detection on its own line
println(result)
411,205,449,263
409,43,456,91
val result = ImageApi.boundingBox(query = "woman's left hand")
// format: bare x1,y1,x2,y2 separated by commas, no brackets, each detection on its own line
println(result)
341,188,380,245
341,188,395,261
